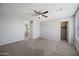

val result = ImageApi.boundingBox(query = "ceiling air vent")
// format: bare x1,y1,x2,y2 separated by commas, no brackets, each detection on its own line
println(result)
56,8,63,12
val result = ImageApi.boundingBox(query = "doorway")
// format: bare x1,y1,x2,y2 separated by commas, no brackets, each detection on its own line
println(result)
61,21,68,42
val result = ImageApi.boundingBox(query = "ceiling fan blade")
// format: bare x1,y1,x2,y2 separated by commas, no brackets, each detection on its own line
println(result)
42,15,48,18
42,11,48,14
34,10,38,13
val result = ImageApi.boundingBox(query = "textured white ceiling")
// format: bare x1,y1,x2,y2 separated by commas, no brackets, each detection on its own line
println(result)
0,3,78,21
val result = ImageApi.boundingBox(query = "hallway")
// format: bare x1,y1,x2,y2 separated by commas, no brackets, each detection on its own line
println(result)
0,38,78,56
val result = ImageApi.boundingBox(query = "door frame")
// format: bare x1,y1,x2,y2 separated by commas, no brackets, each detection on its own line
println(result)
60,21,69,42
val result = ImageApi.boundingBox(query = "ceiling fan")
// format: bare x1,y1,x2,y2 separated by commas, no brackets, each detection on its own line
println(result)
33,10,48,19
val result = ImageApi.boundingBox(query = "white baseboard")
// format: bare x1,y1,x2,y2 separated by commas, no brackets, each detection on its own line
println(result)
0,39,25,46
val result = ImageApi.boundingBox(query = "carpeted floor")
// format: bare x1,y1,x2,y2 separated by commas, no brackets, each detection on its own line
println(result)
0,38,79,56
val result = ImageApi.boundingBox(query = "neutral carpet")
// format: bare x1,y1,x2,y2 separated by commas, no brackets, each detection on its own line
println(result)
0,38,79,56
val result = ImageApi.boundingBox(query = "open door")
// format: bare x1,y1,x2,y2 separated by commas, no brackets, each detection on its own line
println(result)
61,22,68,42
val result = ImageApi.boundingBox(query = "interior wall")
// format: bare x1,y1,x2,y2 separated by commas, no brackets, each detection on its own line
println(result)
0,15,26,45
32,20,40,39
40,20,60,41
40,17,74,44
74,9,79,52
0,15,40,45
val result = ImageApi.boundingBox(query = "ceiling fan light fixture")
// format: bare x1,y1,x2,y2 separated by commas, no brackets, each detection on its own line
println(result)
38,15,41,19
